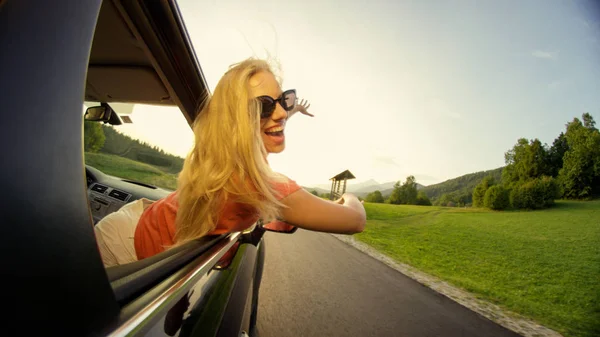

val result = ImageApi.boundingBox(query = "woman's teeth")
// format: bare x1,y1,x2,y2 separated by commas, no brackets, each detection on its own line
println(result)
265,126,284,135
266,126,283,133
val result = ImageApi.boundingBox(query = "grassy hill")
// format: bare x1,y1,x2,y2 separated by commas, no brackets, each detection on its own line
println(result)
100,125,184,174
85,152,178,190
358,200,600,337
83,124,185,190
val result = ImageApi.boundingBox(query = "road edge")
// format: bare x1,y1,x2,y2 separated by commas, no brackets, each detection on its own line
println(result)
331,234,564,337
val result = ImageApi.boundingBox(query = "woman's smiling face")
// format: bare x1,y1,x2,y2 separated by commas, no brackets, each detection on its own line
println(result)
249,71,288,154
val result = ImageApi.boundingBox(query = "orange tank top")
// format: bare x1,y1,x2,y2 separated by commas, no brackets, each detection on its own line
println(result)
134,178,301,260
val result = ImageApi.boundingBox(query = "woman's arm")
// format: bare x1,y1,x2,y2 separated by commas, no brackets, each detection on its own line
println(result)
278,189,366,234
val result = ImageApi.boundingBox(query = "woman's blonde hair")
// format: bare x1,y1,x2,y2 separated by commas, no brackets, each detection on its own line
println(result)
174,58,284,246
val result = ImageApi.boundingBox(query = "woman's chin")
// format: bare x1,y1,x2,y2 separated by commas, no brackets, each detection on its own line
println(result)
266,143,285,154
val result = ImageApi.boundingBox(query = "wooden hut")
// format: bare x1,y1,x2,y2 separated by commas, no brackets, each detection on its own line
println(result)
329,170,356,200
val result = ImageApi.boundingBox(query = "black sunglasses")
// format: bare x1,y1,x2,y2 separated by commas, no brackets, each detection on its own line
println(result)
256,89,296,119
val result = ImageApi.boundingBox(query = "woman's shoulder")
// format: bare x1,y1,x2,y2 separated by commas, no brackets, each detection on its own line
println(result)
271,173,301,200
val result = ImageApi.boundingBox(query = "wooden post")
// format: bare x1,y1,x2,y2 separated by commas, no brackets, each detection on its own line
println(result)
343,177,347,194
333,180,337,199
330,180,335,200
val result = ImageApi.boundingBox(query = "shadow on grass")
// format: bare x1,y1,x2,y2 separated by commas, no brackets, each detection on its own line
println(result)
552,199,596,210
491,199,597,213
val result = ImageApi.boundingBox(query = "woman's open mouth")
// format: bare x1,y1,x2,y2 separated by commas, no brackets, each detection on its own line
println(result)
264,125,285,144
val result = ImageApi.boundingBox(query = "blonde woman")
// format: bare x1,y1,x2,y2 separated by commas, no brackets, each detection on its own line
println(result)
96,58,366,264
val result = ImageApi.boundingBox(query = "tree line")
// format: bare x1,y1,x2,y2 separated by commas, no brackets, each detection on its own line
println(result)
474,113,599,210
353,113,599,209
83,122,185,174
363,175,432,205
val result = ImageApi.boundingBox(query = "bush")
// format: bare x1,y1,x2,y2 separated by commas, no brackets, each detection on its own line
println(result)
365,190,385,203
483,185,509,210
510,176,559,209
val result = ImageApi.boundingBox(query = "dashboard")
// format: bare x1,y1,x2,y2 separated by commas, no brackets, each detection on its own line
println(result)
85,165,172,224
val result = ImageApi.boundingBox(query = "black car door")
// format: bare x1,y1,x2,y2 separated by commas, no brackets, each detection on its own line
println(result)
0,0,265,336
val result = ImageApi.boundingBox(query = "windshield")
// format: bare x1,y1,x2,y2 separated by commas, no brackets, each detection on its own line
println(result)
83,102,193,191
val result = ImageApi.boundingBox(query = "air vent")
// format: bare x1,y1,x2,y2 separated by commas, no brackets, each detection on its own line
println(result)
91,184,108,194
108,189,130,202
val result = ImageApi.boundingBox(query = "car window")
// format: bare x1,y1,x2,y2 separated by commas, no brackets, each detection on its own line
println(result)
83,102,193,191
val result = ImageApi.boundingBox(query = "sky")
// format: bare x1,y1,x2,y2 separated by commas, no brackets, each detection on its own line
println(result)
114,0,600,187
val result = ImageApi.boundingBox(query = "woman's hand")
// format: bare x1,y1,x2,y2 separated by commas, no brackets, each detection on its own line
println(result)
295,98,313,117
288,98,313,119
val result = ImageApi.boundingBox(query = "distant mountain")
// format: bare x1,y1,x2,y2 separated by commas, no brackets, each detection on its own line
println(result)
345,179,379,192
309,167,504,201
302,186,330,195
312,179,382,190
351,181,397,196
311,180,380,191
380,183,426,198
306,180,410,197
413,167,504,202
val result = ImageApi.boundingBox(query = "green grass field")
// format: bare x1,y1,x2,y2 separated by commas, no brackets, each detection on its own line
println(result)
85,152,178,190
357,201,600,337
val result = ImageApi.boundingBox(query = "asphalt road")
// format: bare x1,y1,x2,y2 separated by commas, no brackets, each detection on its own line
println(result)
256,229,522,337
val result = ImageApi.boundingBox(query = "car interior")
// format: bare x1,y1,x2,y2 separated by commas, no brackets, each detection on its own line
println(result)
84,0,225,315
84,0,207,222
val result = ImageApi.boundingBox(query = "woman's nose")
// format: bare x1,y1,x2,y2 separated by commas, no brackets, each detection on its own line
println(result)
271,102,288,121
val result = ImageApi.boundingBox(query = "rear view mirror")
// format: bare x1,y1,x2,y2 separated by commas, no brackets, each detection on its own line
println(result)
262,220,297,234
84,103,122,125
85,103,111,122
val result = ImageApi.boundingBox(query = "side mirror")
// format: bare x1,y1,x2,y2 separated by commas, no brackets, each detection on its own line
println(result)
261,220,297,234
84,103,122,125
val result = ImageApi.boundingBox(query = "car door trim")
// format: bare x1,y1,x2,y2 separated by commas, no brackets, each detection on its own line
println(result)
108,232,241,336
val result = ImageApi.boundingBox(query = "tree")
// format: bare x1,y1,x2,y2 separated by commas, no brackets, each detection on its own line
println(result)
484,185,509,210
365,190,384,203
583,112,596,130
310,190,319,197
502,138,549,185
388,181,402,204
83,121,105,152
415,191,432,206
388,176,419,205
402,176,419,205
546,132,568,177
472,176,495,207
559,114,600,199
